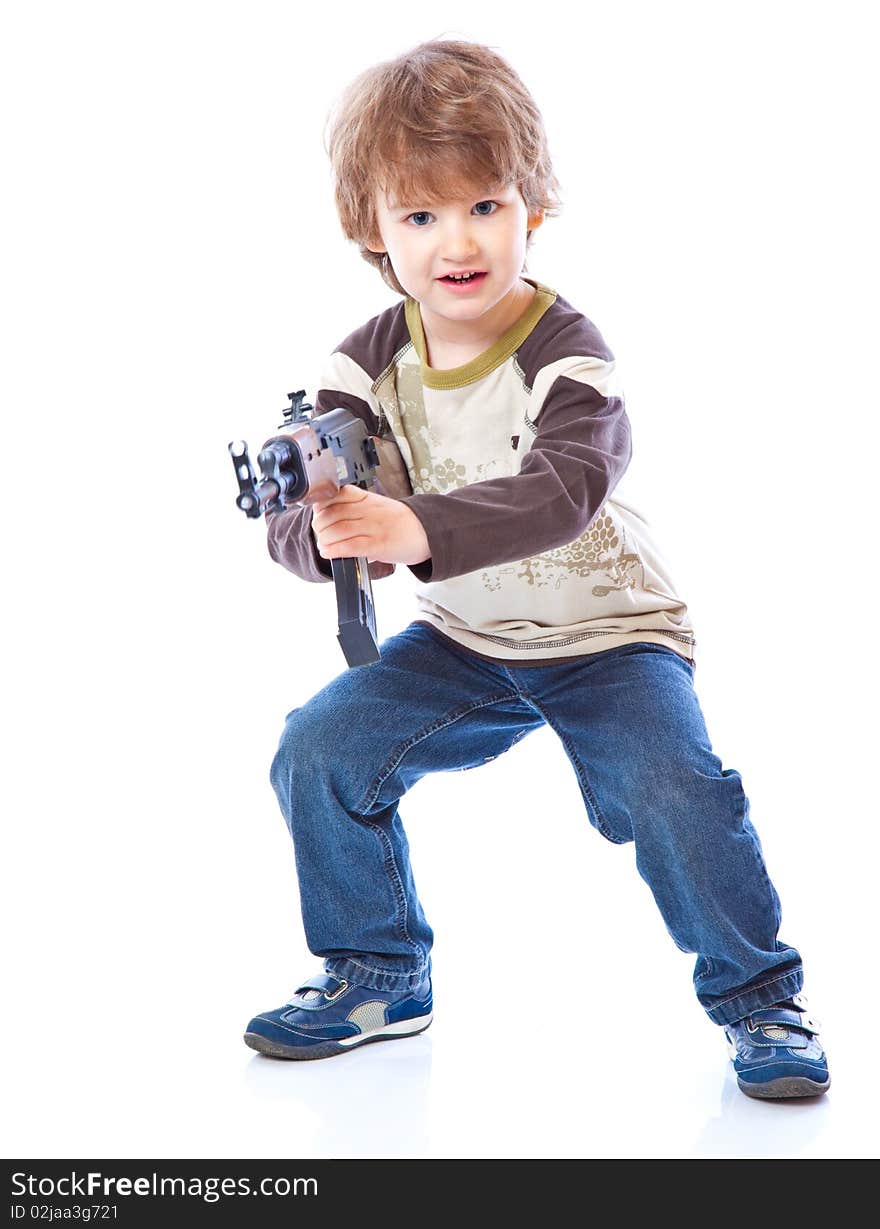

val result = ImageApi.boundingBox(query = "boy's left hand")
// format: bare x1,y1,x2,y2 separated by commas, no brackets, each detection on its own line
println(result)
311,485,431,566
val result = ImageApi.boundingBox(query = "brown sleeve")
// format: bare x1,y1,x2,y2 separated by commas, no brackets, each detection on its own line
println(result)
265,501,333,583
400,378,631,583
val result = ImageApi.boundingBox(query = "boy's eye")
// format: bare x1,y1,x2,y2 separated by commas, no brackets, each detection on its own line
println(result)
404,201,498,226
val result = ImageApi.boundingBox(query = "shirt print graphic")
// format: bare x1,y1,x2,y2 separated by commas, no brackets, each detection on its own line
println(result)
384,359,649,599
482,511,644,595
382,362,511,493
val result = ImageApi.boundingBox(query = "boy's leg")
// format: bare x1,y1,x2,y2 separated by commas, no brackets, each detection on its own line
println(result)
514,642,803,1026
269,622,543,992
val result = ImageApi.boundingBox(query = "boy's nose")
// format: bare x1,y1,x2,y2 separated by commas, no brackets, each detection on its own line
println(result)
439,220,480,263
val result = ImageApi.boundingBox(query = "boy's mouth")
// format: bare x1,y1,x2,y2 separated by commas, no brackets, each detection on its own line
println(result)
437,271,487,289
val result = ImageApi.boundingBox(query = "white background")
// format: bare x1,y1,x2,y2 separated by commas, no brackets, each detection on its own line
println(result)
3,0,878,1160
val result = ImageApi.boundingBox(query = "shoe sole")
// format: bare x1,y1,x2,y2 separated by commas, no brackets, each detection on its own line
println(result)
244,1011,433,1061
737,1074,831,1099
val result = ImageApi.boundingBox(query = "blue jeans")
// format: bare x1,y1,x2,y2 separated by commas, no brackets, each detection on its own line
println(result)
269,623,803,1026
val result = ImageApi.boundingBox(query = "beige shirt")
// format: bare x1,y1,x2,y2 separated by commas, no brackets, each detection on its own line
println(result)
266,280,696,665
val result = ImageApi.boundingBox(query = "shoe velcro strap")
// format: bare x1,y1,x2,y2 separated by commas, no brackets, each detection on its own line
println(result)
294,973,346,998
747,1007,819,1035
743,1032,810,1050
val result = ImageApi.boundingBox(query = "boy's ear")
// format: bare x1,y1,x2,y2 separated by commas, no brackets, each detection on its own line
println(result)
527,212,544,232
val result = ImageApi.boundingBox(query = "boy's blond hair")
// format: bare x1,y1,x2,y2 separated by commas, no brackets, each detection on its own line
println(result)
324,39,561,295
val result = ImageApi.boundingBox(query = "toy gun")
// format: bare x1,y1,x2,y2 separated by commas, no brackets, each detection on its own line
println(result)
229,390,384,667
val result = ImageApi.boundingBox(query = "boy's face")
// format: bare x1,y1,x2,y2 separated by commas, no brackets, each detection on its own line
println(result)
368,181,542,329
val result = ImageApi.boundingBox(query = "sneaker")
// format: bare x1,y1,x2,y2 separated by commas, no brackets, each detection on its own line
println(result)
723,993,830,1099
244,971,433,1060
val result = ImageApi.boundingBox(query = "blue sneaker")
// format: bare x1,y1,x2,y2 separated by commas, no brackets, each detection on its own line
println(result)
244,971,433,1060
724,994,830,1099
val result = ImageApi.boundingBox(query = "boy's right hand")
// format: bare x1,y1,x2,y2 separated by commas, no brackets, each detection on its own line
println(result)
309,509,395,579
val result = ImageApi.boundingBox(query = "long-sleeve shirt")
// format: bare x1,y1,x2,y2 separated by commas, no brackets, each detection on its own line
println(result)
266,279,696,665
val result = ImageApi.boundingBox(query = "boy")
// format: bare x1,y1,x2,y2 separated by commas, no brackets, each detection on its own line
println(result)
244,39,829,1099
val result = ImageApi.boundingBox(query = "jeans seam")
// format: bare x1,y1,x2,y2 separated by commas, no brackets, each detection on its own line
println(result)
707,967,803,1009
746,819,783,934
694,958,714,983
355,814,424,963
514,691,627,845
356,691,522,813
351,690,522,966
329,955,428,979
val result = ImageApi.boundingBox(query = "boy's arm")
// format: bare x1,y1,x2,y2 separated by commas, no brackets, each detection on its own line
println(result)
401,373,631,583
265,502,333,583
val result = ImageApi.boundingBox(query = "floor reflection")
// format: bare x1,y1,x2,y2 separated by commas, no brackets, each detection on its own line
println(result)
242,1034,434,1157
694,1067,832,1157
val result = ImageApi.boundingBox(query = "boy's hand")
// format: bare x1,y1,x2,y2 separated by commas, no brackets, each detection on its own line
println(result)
311,485,430,566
